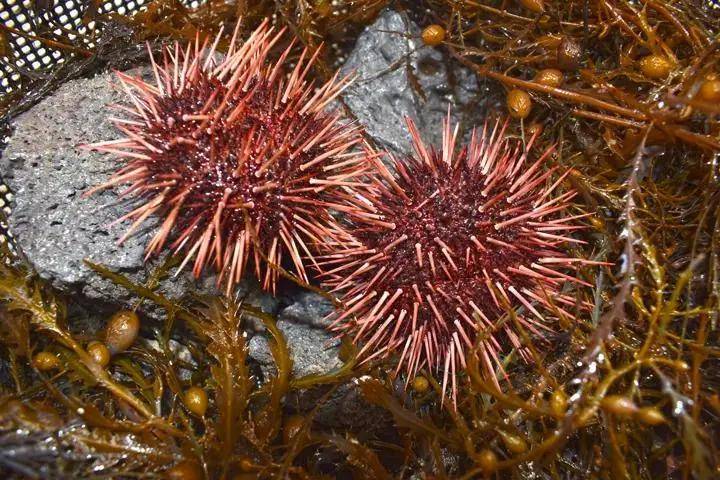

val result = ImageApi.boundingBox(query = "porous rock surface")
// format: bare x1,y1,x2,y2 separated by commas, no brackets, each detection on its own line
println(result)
248,291,338,378
248,7,490,378
1,67,179,305
342,9,495,156
249,7,493,380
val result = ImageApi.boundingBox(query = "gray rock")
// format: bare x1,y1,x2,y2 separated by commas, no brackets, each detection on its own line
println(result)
1,68,163,308
1,9,492,416
342,9,499,157
248,292,341,378
248,292,390,431
246,9,494,429
280,290,334,328
0,68,275,319
249,5,498,377
0,7,493,320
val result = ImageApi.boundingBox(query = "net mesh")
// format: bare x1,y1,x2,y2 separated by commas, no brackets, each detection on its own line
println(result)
0,0,207,95
3,0,98,94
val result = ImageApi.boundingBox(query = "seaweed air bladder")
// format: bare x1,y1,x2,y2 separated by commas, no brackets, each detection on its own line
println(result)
318,112,606,406
82,19,368,294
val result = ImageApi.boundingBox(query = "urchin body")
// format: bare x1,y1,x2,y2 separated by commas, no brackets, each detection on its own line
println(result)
321,115,599,403
86,21,364,293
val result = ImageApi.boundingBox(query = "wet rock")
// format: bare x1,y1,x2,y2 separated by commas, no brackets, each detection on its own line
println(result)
248,292,341,378
306,380,391,431
248,292,390,431
249,6,493,380
1,68,168,309
0,8,490,421
280,290,334,328
342,8,497,157
0,68,275,320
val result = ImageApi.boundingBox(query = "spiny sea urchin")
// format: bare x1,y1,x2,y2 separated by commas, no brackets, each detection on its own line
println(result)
85,20,367,294
319,113,604,404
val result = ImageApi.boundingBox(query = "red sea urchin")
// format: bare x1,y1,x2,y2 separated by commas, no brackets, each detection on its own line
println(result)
85,20,366,294
320,113,604,404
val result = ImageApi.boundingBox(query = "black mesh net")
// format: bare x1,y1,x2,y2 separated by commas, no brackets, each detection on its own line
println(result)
3,0,104,94
0,0,210,95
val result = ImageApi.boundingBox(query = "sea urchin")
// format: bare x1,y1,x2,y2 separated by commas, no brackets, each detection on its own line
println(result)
319,113,603,404
85,20,367,293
